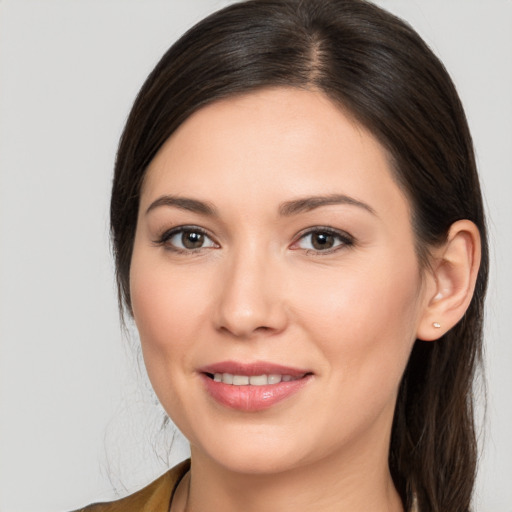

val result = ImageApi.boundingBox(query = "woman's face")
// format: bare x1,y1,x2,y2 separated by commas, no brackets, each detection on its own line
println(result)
130,87,432,474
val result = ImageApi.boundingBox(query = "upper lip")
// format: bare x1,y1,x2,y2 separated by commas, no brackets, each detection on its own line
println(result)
198,360,312,378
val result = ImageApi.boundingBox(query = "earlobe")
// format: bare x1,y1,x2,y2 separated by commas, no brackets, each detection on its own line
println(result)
416,220,481,341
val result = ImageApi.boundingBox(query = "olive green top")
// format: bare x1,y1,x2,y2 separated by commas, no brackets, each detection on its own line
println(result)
75,458,419,511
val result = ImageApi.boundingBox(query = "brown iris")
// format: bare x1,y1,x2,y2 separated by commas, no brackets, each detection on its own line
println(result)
181,230,205,249
311,232,335,250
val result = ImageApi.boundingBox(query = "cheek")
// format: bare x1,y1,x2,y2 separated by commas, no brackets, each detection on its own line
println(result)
286,254,423,451
129,255,219,440
293,253,423,387
129,250,209,385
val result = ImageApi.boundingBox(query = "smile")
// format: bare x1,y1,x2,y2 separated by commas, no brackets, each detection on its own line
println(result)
209,373,304,385
199,361,313,411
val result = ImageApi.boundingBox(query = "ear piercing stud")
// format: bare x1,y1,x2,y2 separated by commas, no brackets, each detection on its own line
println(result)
432,322,441,329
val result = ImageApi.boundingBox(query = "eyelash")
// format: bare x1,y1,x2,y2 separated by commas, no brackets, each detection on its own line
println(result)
153,225,355,255
153,225,218,254
291,227,355,255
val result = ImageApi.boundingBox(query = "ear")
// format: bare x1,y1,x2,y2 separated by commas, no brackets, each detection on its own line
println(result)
416,220,481,341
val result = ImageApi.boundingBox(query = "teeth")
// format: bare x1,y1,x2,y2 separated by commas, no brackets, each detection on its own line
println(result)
212,373,300,385
232,375,249,385
249,375,268,386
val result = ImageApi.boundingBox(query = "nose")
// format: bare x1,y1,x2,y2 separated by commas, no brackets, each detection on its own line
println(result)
213,247,288,339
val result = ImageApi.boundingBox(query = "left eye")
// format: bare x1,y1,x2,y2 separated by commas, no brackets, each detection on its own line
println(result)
159,228,218,251
294,230,352,252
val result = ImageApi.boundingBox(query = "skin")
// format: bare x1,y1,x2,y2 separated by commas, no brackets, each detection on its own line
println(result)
129,87,474,512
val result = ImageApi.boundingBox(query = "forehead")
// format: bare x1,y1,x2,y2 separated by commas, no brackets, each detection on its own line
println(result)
141,87,410,220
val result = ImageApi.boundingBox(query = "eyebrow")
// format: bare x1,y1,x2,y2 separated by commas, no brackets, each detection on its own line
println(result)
145,193,376,218
145,195,217,216
278,194,376,216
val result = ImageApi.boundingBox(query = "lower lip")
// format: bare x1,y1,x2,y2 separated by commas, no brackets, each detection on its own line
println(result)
200,374,312,412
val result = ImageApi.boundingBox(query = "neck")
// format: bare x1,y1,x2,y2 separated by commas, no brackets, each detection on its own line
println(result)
176,431,404,512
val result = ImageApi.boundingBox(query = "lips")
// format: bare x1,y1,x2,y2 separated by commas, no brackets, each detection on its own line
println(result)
198,361,313,411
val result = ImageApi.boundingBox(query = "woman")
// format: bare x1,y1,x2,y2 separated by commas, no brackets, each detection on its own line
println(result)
79,0,488,510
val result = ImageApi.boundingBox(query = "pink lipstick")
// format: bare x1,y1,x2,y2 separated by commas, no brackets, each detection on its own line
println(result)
198,361,313,411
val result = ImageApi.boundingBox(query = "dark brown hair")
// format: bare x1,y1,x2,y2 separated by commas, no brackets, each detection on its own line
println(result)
110,1,488,510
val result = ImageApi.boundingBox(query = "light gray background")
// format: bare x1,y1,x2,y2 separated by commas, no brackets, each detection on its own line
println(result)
0,1,511,511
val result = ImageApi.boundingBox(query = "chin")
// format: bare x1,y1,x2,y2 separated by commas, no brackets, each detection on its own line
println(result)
191,427,312,476
212,449,306,476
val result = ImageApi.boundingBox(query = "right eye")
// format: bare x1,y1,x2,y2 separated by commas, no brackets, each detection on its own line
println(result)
155,227,218,252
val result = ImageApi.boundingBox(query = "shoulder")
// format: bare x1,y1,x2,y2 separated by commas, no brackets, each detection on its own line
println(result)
72,459,190,512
